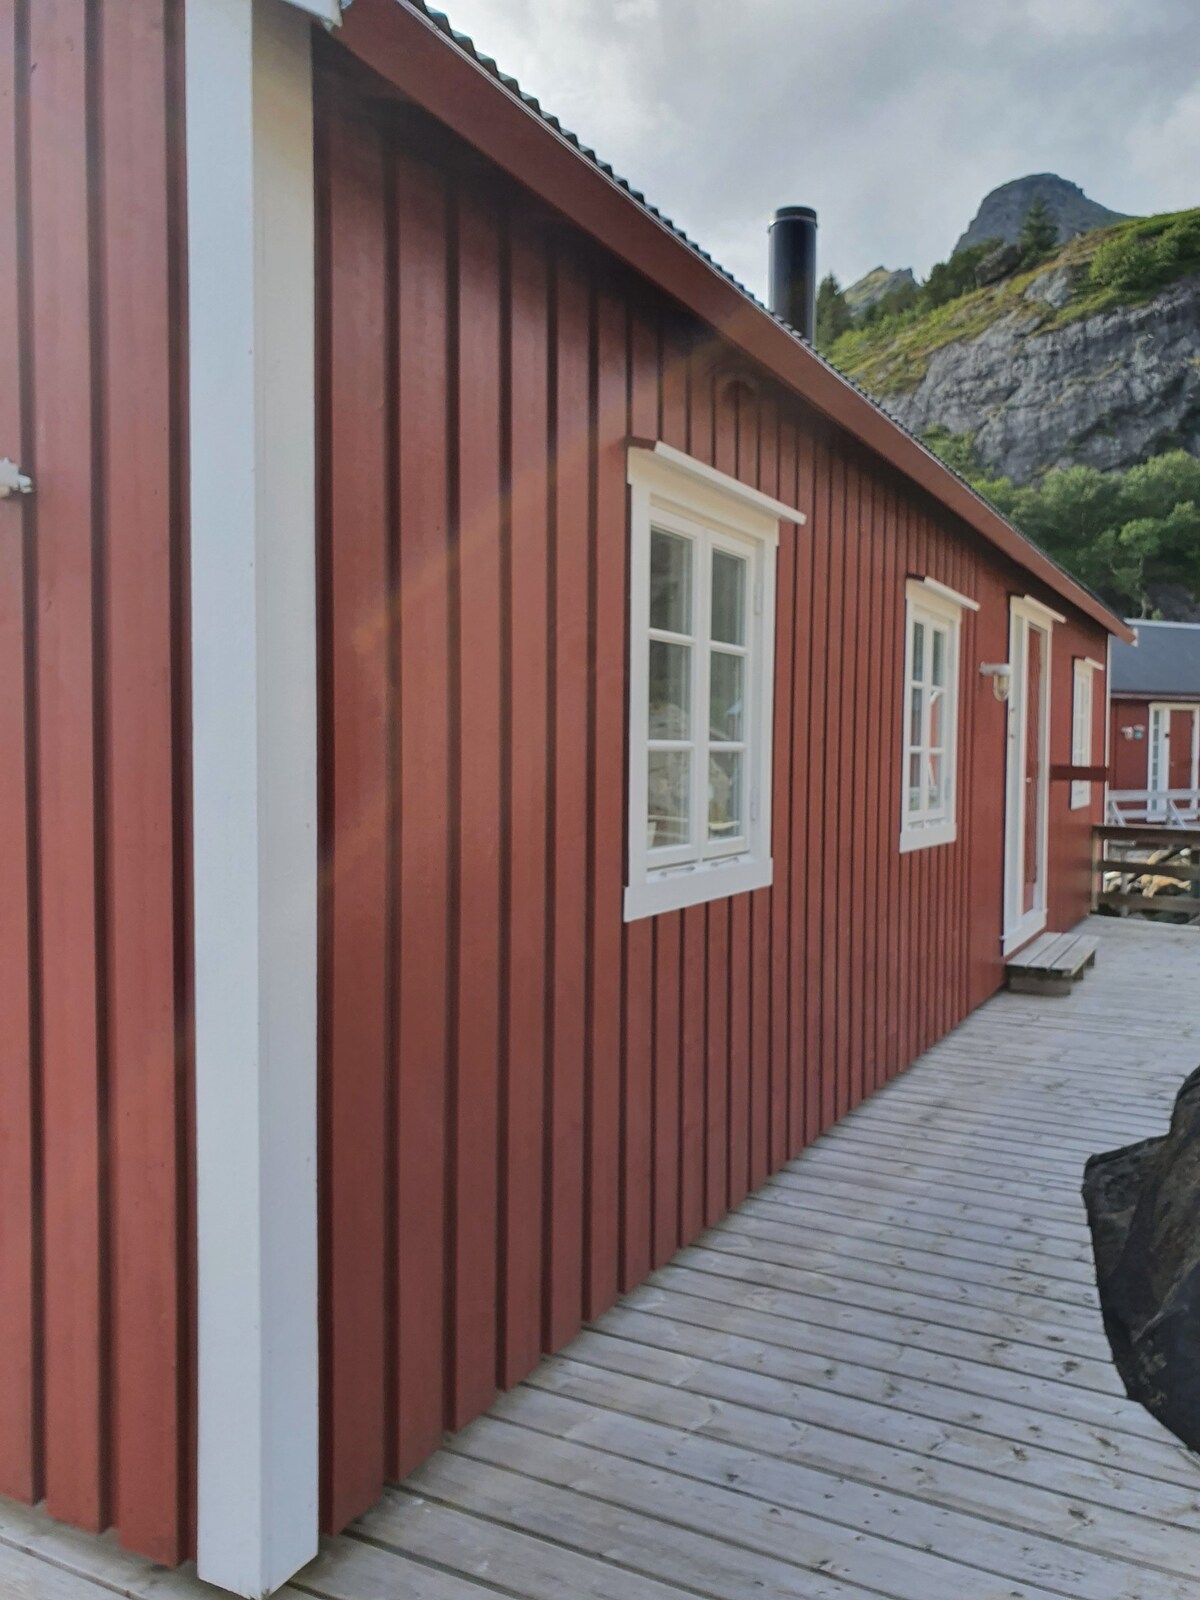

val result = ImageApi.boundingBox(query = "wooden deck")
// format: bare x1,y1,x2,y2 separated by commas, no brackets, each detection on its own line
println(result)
4,915,1200,1600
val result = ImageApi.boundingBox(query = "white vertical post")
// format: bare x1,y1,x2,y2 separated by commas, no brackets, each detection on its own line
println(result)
185,1,319,1593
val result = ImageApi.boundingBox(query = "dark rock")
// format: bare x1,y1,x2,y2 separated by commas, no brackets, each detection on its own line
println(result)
1145,582,1200,624
973,242,1024,287
1083,1065,1200,1451
954,173,1130,257
843,266,917,317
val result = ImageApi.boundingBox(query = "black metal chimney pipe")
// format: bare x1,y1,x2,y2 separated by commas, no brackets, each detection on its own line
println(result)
768,206,818,343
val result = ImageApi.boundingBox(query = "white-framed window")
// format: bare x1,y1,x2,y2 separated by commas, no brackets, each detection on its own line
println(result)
1070,657,1102,809
899,577,977,853
625,442,802,921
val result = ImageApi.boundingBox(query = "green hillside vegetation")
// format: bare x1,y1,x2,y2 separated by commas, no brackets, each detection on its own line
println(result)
819,207,1200,396
924,429,1200,615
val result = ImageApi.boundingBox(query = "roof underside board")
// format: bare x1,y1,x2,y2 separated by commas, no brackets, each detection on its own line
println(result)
332,0,1131,643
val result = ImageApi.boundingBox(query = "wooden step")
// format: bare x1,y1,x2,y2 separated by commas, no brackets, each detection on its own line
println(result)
1006,931,1099,997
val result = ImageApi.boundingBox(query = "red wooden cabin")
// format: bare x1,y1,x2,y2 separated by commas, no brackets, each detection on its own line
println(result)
0,1,1130,1593
1109,621,1200,820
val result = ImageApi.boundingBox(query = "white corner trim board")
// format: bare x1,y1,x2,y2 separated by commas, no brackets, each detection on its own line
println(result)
186,1,319,1595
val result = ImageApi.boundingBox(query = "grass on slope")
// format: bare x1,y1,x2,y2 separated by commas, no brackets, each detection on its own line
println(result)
826,207,1200,397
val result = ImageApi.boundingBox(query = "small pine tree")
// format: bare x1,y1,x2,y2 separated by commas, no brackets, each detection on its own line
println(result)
1019,196,1058,264
814,273,853,351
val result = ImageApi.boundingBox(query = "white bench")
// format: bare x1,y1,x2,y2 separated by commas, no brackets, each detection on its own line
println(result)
1006,931,1099,996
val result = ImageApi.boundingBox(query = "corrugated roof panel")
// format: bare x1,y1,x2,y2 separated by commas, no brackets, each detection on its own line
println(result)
1112,622,1200,697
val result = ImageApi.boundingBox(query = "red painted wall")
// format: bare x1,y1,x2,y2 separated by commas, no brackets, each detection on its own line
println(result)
1111,700,1152,791
0,0,192,1565
0,18,1114,1567
314,58,1112,1534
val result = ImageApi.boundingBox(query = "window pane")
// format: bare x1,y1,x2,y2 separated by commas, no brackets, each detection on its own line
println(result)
648,750,690,849
907,752,921,812
709,650,744,742
911,620,925,682
708,750,743,840
927,751,943,811
910,685,923,744
928,685,943,750
650,529,692,634
931,626,946,688
711,550,746,646
649,640,691,739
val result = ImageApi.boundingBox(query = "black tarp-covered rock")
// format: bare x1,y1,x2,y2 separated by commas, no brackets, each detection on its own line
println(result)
1083,1065,1200,1451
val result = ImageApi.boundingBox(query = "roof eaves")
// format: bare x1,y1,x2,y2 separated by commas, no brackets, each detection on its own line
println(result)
336,0,1132,643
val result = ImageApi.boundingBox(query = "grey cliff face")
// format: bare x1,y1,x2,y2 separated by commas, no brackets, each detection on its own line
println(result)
881,272,1200,485
844,265,917,314
953,173,1129,257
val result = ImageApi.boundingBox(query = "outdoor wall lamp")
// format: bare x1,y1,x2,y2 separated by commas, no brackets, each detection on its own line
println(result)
979,662,1011,702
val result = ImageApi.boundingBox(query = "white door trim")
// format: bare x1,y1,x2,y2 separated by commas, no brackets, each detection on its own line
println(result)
185,1,319,1593
1002,598,1053,955
1148,701,1200,798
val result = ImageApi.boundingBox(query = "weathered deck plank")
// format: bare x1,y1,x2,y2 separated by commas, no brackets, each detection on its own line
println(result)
1,917,1198,1599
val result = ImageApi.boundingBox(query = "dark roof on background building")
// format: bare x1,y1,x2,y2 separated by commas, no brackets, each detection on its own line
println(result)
1112,621,1200,698
335,0,1133,641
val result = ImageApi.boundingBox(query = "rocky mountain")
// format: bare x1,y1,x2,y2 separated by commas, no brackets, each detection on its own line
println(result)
823,196,1200,613
882,265,1200,485
954,174,1129,256
844,265,916,316
826,206,1200,487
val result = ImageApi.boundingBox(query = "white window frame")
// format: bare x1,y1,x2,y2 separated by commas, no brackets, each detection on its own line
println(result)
625,443,802,921
1070,657,1102,809
898,577,976,854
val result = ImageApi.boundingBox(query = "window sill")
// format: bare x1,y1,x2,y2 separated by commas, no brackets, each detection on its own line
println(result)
624,856,773,921
898,822,957,855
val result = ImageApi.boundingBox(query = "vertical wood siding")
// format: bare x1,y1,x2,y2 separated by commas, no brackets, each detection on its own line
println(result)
1111,699,1151,792
314,68,1111,1534
0,0,192,1565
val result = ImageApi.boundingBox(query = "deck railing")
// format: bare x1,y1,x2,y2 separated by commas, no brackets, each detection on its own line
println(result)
1095,815,1200,925
1106,788,1200,827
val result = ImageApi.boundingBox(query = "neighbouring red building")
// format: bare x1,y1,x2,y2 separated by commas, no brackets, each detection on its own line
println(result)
0,1,1130,1594
1109,620,1200,818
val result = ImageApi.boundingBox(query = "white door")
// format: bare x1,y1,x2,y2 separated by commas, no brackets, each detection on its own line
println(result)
1149,703,1200,819
1003,601,1053,953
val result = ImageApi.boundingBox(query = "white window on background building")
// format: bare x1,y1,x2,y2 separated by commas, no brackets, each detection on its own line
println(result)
899,577,978,853
625,443,802,921
1071,657,1102,809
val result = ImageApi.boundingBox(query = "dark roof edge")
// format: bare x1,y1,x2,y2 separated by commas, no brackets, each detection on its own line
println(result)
1112,690,1200,699
335,0,1132,644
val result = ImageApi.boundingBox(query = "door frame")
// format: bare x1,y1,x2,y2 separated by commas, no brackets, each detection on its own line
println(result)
1003,597,1055,955
1148,701,1200,801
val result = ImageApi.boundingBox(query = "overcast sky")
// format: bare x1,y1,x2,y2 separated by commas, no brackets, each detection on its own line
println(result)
438,0,1200,297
